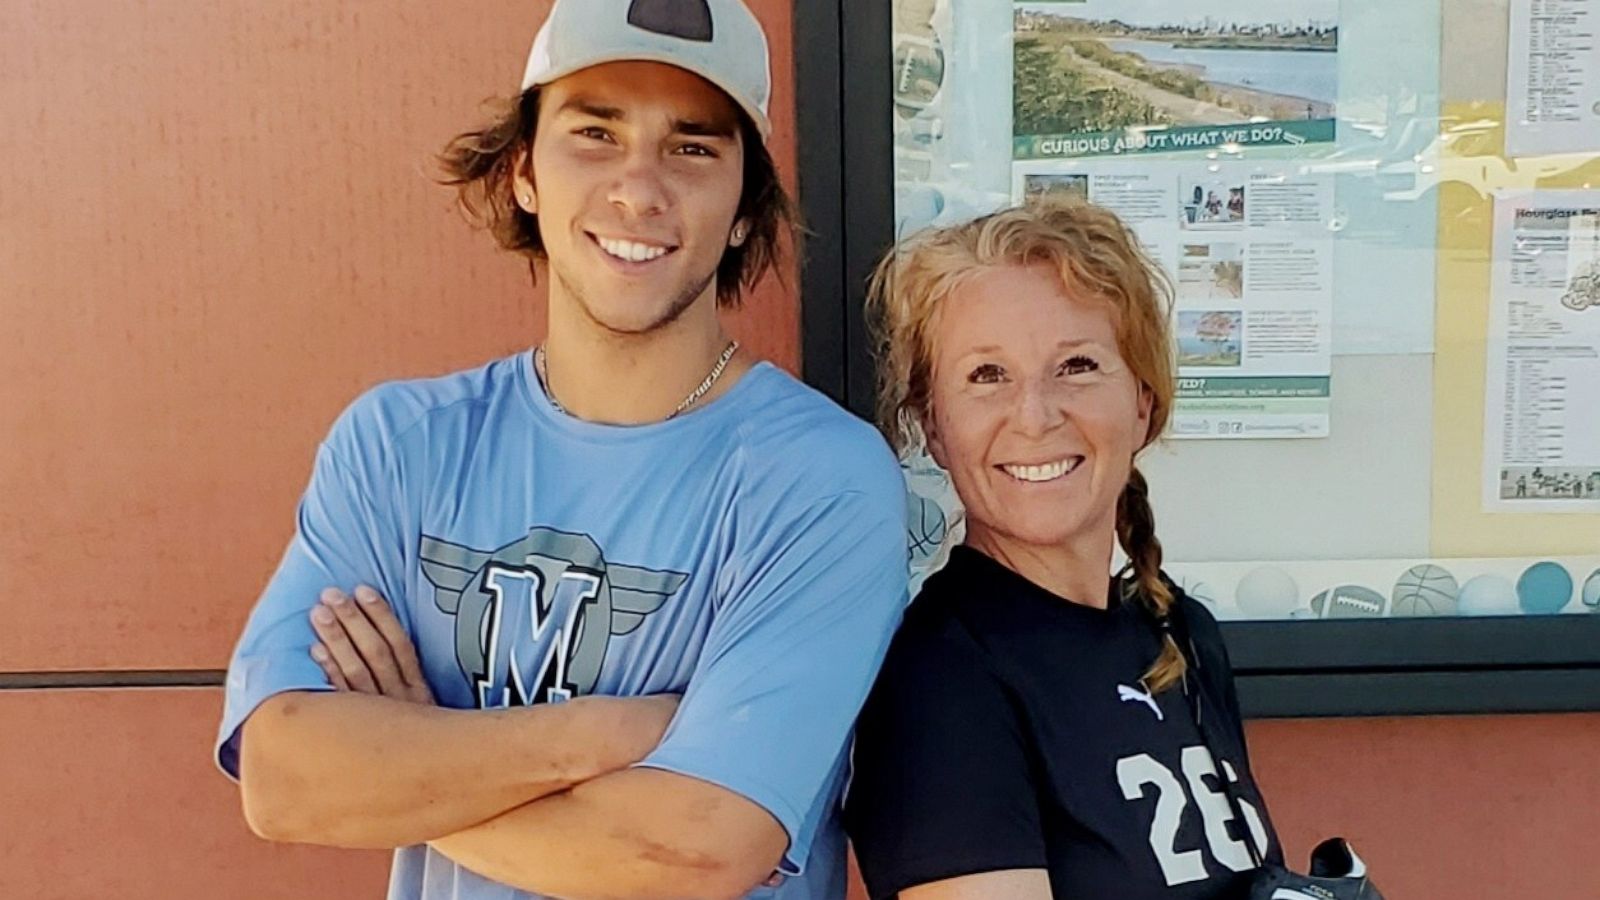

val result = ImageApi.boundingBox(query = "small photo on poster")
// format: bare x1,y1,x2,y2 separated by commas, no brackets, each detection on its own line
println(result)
1178,243,1245,300
1179,178,1246,228
1022,172,1090,204
1499,466,1600,502
1176,310,1243,367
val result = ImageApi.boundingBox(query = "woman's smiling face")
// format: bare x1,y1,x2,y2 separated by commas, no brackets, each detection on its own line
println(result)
924,262,1152,559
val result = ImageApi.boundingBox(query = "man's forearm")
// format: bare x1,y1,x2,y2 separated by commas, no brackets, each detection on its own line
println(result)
240,691,658,849
430,767,788,900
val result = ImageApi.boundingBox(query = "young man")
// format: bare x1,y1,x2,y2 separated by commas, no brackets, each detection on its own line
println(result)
214,2,908,898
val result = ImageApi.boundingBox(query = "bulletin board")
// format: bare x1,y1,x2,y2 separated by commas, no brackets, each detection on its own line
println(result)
801,0,1600,714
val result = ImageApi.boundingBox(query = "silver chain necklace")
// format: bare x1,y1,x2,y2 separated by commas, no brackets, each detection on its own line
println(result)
535,340,740,421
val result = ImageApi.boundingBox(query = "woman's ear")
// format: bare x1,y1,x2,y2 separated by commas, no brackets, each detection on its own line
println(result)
512,148,538,215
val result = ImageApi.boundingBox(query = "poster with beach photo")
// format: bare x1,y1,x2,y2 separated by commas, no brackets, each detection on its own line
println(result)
1013,1,1338,160
1013,160,1335,438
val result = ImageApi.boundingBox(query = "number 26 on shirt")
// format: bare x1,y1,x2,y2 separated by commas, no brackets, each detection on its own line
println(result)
1117,746,1270,887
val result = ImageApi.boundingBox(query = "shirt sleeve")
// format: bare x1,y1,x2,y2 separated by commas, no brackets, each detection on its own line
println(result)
1180,596,1252,761
844,616,1048,899
1180,594,1284,866
636,487,908,877
214,396,412,780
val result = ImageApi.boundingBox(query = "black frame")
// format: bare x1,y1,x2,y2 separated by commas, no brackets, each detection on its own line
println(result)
793,0,1600,718
797,0,894,412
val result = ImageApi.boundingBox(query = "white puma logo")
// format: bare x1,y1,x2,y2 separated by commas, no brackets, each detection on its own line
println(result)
1117,683,1164,721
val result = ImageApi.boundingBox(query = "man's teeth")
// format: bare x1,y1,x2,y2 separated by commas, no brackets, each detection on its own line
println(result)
1002,458,1082,483
598,237,669,262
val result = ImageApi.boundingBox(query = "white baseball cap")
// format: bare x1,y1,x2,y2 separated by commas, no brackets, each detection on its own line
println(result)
520,0,773,141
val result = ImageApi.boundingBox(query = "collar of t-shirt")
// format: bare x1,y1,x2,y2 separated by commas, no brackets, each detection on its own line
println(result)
937,544,1141,624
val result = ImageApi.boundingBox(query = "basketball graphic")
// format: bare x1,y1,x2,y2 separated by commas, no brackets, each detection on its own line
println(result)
1176,575,1220,613
1309,584,1387,618
906,491,949,566
1517,562,1574,615
1390,564,1459,617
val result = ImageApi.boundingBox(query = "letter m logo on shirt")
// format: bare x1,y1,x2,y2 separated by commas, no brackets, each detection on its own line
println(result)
478,563,600,707
419,528,688,709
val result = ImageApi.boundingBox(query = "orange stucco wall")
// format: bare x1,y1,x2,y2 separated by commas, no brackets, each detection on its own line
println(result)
1,3,1595,899
0,0,796,674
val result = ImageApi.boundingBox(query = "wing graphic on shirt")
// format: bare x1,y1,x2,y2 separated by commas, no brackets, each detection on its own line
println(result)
419,529,687,707
609,566,681,635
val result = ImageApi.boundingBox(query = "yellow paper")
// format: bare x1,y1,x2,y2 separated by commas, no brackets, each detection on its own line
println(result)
1430,101,1600,556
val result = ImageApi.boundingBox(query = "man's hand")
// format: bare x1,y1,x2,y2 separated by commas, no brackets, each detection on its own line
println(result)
309,585,435,705
242,587,688,851
247,585,683,850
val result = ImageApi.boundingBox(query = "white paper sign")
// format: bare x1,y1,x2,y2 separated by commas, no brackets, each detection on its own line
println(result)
1507,0,1600,156
1483,190,1600,512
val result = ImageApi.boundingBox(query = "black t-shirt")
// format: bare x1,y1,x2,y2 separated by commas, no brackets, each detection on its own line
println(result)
845,546,1282,899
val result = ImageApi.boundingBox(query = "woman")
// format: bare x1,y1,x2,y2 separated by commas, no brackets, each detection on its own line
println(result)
845,201,1282,899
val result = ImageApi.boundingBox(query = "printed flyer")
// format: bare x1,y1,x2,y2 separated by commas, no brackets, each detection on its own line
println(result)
1506,0,1600,157
1483,190,1600,512
1014,161,1335,438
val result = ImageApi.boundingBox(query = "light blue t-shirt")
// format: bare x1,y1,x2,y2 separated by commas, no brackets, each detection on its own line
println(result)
216,352,908,900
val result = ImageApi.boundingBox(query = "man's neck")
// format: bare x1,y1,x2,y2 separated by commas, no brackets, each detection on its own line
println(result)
540,294,750,426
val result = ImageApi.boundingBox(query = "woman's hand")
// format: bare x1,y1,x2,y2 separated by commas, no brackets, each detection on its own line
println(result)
309,585,436,705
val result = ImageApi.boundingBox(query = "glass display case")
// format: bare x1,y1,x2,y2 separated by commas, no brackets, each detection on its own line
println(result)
797,0,1600,715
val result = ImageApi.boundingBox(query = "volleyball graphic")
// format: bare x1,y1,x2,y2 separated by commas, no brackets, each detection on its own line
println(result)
1235,566,1300,619
1458,574,1520,616
1309,584,1387,618
1390,564,1459,617
1582,569,1600,611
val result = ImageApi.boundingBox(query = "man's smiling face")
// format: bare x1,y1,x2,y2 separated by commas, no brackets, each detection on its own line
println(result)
518,61,750,335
